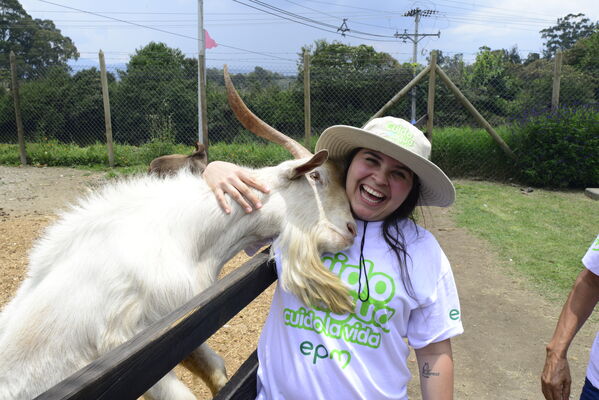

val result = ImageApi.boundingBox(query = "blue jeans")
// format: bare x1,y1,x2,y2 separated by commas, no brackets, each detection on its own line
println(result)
581,377,599,400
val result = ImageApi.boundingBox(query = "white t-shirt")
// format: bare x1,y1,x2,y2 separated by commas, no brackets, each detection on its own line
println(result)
584,235,599,388
256,219,463,400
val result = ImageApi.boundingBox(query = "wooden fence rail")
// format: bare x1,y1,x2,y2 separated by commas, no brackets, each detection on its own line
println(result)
36,251,276,400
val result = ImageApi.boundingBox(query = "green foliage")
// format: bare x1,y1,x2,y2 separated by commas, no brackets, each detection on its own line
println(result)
0,65,117,145
0,0,79,80
463,46,519,121
431,126,516,180
540,13,598,58
18,66,70,141
62,67,107,144
112,42,198,146
0,140,193,168
512,107,599,188
564,32,599,99
208,141,291,168
299,40,409,129
0,126,518,178
511,59,595,113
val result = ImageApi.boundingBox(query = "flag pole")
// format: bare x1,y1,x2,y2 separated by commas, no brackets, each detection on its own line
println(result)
197,0,208,147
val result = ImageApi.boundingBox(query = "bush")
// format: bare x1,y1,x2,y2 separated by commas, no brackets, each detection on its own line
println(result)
512,106,599,188
430,126,517,181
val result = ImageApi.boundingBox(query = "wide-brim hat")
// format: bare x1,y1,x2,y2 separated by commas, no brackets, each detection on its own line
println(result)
316,116,455,207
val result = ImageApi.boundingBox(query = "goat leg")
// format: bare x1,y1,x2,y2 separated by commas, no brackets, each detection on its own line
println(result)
182,343,228,396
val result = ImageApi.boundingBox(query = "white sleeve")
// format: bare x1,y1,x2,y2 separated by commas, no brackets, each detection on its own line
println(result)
406,258,464,349
583,235,599,276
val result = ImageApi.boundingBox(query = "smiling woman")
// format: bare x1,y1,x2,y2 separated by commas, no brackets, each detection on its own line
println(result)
203,116,463,400
345,149,415,222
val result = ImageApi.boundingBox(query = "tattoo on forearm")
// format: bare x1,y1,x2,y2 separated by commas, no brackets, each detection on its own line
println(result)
422,362,440,379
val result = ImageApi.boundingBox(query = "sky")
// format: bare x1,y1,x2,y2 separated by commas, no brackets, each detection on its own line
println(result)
17,0,599,73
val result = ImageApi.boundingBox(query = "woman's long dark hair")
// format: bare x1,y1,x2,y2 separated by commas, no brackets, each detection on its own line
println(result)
382,176,420,299
346,148,421,299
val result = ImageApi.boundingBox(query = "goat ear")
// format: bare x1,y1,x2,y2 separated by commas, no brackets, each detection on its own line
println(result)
288,150,329,180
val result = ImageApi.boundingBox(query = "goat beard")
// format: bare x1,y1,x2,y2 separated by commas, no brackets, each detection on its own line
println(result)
273,225,355,315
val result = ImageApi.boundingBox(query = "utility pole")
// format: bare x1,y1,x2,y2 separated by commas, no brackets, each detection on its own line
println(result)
396,8,440,124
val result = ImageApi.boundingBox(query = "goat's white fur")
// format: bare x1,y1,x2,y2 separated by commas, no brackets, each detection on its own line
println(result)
0,155,355,399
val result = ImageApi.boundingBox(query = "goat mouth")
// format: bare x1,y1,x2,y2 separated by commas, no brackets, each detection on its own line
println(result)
360,184,386,204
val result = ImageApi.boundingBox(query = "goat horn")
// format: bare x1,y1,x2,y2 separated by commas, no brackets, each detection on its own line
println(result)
224,65,312,159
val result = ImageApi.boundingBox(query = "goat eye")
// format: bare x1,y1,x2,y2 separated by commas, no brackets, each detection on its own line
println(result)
309,171,321,182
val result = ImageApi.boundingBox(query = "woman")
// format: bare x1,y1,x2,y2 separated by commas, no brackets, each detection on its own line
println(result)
203,116,463,399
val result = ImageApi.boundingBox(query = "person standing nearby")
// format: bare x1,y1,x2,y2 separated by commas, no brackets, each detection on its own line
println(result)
542,234,599,400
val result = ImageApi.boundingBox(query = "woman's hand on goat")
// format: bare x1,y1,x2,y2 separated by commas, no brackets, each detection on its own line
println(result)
203,161,270,214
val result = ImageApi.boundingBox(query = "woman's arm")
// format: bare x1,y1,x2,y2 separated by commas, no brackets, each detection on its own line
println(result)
415,339,454,400
202,161,270,214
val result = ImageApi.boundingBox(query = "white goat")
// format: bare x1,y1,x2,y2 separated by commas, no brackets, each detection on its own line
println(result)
0,66,356,400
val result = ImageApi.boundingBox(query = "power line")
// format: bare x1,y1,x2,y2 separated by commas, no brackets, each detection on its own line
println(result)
28,7,559,30
32,0,294,62
233,0,415,43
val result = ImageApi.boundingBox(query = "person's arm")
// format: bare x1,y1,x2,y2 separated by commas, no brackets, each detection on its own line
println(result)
415,338,454,400
542,268,599,400
202,161,270,214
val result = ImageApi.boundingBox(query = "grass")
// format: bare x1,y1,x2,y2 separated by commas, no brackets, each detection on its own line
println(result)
451,179,599,301
0,140,294,175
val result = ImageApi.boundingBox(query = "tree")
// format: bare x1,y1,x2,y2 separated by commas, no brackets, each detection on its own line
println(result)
63,68,113,145
511,58,595,114
113,42,197,145
17,65,71,140
435,51,466,83
540,13,598,58
0,0,79,80
523,52,540,65
298,40,404,129
563,31,599,99
463,46,519,121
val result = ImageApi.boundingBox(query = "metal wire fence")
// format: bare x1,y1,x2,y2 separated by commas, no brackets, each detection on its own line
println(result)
1,52,596,181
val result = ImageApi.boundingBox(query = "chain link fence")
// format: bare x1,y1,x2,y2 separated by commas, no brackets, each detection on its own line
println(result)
1,51,596,181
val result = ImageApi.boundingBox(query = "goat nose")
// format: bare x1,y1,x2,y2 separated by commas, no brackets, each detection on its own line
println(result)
347,222,357,238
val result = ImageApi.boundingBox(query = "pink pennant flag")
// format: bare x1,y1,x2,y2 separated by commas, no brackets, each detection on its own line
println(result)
204,30,217,49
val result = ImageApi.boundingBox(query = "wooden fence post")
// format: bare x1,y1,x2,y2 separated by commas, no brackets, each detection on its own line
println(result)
99,50,115,167
551,50,563,112
9,51,27,165
426,51,438,142
365,65,431,126
435,64,516,161
303,51,311,148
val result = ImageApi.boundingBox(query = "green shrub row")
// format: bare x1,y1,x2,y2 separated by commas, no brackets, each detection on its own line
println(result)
511,106,598,187
1,118,596,188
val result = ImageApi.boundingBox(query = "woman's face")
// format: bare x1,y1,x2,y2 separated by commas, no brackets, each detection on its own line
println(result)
345,148,414,222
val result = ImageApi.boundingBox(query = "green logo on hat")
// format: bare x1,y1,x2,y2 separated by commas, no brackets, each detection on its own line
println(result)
382,122,415,148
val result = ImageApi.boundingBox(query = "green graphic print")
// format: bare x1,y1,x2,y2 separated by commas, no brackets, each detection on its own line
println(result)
283,252,397,350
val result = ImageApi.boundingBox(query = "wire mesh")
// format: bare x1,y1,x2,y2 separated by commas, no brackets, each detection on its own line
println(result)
0,53,596,181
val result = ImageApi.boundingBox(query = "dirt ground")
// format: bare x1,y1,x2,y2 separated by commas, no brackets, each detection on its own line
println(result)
0,165,596,399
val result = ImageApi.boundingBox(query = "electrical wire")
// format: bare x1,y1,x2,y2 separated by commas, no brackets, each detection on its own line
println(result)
33,0,294,62
233,0,416,42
